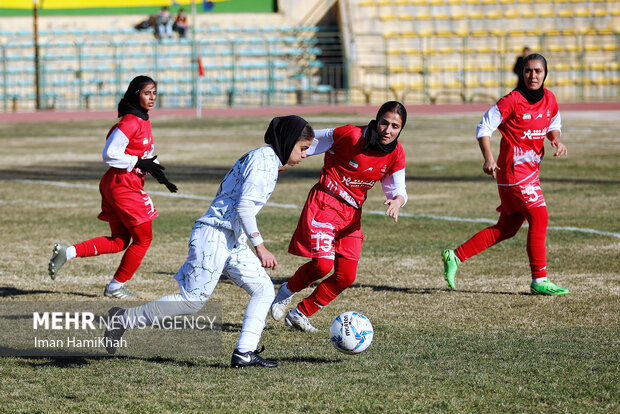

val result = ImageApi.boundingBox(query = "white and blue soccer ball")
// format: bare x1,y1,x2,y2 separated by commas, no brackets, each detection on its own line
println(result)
329,311,373,354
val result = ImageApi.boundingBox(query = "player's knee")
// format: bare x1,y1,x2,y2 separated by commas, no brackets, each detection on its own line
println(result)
333,271,356,291
491,222,520,241
312,258,334,278
135,234,153,247
264,281,275,302
529,207,549,228
244,278,275,302
503,227,521,239
111,236,131,251
131,224,153,247
183,299,205,314
178,291,207,313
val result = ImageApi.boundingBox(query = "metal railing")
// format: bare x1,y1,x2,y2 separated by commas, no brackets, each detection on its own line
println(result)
1,27,618,112
0,28,341,112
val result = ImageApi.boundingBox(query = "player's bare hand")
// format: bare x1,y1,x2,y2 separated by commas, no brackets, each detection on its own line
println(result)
482,159,500,178
384,196,404,223
551,139,567,157
255,244,277,270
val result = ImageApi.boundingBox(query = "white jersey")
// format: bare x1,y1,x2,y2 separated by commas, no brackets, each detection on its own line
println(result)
196,145,281,243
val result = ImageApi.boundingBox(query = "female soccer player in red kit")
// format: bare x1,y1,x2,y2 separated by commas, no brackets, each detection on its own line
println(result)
48,75,177,298
442,53,569,295
270,101,408,332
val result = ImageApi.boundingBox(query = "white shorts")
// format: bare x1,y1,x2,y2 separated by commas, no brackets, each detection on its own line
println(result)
174,223,270,302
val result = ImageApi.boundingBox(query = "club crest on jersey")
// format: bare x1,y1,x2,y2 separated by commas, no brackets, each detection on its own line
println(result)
523,113,531,120
348,160,359,169
143,137,149,144
380,165,388,173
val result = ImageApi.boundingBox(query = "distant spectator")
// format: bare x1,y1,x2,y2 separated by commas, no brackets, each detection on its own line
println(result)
513,47,531,77
173,8,189,38
134,15,157,35
156,6,173,39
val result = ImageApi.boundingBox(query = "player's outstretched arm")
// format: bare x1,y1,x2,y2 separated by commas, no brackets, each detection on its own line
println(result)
384,195,405,223
254,243,277,270
478,136,499,178
547,130,567,158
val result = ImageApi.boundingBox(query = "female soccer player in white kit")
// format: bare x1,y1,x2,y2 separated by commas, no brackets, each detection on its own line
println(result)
104,116,314,368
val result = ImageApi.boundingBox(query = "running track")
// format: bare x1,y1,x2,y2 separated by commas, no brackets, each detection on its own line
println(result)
1,102,620,123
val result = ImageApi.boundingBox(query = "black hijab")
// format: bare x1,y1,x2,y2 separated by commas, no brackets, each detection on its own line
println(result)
515,53,548,105
264,115,309,165
117,75,156,120
364,101,408,153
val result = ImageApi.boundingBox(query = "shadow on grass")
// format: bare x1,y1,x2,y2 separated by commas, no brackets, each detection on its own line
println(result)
352,284,530,296
25,355,200,369
2,165,619,186
271,279,530,296
7,350,320,370
0,164,318,184
0,347,205,368
277,356,342,364
25,355,340,369
218,322,242,333
0,286,98,298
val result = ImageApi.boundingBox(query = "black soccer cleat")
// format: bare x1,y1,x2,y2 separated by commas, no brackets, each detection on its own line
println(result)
104,307,126,355
231,345,278,368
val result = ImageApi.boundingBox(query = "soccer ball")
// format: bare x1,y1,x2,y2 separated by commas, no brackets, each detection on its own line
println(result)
329,311,373,354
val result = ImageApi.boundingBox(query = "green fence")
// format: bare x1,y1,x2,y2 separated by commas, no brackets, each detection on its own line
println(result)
0,26,340,112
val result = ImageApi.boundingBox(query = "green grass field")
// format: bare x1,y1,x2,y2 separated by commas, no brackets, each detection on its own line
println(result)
0,110,618,413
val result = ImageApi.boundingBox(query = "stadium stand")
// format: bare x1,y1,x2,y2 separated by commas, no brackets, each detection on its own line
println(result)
0,0,618,111
350,0,619,104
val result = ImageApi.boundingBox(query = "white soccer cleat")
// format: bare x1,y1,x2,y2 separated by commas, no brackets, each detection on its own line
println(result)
103,286,137,299
284,307,319,333
270,282,295,321
48,243,69,280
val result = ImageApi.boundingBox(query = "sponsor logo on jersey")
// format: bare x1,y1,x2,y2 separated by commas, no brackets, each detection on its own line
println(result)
519,127,548,140
536,113,543,119
348,160,358,169
341,176,375,188
523,113,531,120
362,167,373,172
143,137,149,144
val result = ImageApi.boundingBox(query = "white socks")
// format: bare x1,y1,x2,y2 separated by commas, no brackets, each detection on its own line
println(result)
65,246,77,261
107,278,125,291
279,282,293,300
532,277,548,284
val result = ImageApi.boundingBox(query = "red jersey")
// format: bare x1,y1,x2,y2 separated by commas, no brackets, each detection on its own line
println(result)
318,124,406,208
106,114,154,160
98,114,157,226
493,90,560,185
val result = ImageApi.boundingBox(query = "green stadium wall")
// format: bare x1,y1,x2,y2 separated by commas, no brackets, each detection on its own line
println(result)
0,0,277,16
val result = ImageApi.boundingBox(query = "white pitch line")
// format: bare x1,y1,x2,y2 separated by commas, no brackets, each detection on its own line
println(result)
6,178,620,239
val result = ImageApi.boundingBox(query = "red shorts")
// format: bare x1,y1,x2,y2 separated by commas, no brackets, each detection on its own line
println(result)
497,178,546,215
288,185,364,261
97,168,158,227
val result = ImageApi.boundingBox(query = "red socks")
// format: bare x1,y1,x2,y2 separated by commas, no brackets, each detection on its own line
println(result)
287,258,333,293
455,207,548,279
73,220,153,283
294,256,359,317
74,221,131,258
